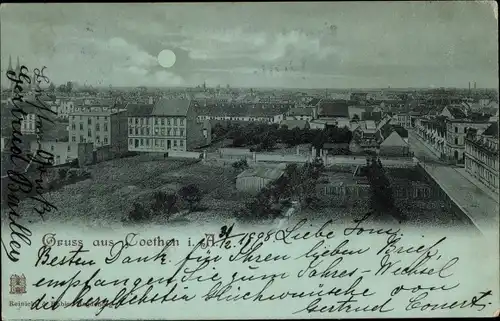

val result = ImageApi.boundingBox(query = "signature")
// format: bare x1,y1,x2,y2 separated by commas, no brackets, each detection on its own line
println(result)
1,65,58,263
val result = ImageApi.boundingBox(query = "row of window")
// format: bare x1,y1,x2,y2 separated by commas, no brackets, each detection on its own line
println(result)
128,138,184,148
197,116,272,121
128,127,185,136
129,117,185,126
71,135,108,144
466,144,498,169
71,116,108,121
72,123,108,131
465,159,498,188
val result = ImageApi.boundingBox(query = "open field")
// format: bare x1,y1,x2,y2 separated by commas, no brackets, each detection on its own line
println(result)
1,156,252,228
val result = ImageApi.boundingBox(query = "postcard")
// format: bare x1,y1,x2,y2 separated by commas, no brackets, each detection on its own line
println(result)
1,1,499,319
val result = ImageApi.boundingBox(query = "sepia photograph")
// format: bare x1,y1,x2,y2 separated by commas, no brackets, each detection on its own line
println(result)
1,2,498,319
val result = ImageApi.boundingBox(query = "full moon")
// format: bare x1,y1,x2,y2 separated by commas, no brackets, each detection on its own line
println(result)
157,49,176,68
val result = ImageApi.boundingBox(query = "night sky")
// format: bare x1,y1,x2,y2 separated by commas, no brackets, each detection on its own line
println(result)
1,2,498,88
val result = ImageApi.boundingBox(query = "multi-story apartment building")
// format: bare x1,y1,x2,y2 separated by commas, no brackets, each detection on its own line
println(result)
127,99,211,153
445,119,492,163
465,122,499,194
51,98,75,119
68,106,128,152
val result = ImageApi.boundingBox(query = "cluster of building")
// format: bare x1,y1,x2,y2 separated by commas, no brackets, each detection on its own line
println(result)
415,102,498,193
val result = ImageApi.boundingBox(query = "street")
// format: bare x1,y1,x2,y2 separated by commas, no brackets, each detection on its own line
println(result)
408,130,499,236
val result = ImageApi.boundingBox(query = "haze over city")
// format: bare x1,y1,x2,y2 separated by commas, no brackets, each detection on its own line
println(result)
1,2,498,89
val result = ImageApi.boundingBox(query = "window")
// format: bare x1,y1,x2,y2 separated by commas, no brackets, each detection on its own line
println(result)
173,140,177,147
155,139,159,147
68,145,71,152
104,123,108,132
155,118,158,125
71,123,76,130
129,128,133,135
129,118,132,124
88,118,92,125
72,136,76,142
135,118,139,124
454,138,458,145
51,145,54,151
161,118,165,126
180,140,184,147
168,128,172,136
454,127,458,133
160,140,164,147
464,127,467,133
80,123,84,130
180,118,184,126
146,118,149,125
161,128,165,136
104,137,108,144
140,118,143,125
140,139,144,146
141,128,145,135
80,135,84,143
174,118,177,126
96,123,100,131
96,135,100,142
167,118,171,125
147,139,150,146
104,116,108,121
180,129,184,136
88,129,92,137
146,128,150,135
129,139,133,145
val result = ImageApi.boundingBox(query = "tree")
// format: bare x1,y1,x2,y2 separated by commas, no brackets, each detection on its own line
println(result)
48,82,56,92
66,81,73,93
178,184,202,212
232,159,249,170
58,84,67,92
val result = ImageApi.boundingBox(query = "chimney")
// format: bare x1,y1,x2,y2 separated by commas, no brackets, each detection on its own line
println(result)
474,82,476,90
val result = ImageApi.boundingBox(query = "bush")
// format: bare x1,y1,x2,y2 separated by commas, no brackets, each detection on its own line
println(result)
232,159,249,170
58,168,69,180
178,184,202,212
128,202,151,222
151,191,179,217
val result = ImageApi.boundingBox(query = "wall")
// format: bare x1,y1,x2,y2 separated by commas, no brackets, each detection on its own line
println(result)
110,111,128,153
236,176,270,194
166,150,202,159
255,153,310,163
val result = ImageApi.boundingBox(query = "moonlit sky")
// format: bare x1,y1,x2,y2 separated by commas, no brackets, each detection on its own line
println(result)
0,2,498,88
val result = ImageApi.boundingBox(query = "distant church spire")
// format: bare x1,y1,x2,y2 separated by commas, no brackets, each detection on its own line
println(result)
7,55,13,71
15,56,20,72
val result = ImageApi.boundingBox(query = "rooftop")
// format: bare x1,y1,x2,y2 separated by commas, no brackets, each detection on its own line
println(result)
153,99,192,116
237,166,284,181
126,103,154,117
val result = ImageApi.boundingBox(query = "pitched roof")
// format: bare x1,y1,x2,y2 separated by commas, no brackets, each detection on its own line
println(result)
380,131,408,147
447,106,467,119
482,122,498,137
362,111,382,122
237,167,284,181
280,119,309,129
126,103,154,117
317,99,349,118
288,107,314,117
153,99,191,116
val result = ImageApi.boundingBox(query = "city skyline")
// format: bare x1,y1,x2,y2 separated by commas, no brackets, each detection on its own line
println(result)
1,2,498,89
